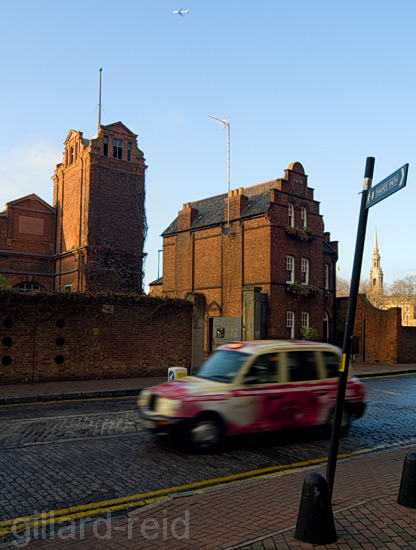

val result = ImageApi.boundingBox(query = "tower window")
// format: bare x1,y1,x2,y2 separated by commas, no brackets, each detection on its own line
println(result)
127,142,132,161
104,136,108,156
70,146,74,164
113,138,123,160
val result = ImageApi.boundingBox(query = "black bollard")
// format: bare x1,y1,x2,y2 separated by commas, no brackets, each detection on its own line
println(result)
398,451,416,508
295,472,337,544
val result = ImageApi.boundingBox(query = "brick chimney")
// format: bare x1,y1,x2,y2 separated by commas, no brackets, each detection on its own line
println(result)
224,188,248,222
178,203,199,231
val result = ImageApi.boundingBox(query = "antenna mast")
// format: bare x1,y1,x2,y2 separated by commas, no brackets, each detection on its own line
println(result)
209,114,231,229
98,68,102,128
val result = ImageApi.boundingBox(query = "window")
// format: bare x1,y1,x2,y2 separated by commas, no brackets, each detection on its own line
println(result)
301,206,307,228
323,351,339,378
286,351,319,382
113,138,123,159
286,255,294,284
70,146,74,164
286,311,295,339
64,284,73,292
245,353,280,384
301,312,309,328
288,203,294,227
301,258,309,284
413,306,416,320
127,142,132,161
324,264,330,290
323,311,329,342
14,282,43,292
104,136,108,156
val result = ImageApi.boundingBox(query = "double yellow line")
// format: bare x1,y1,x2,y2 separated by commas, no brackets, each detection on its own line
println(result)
0,456,329,538
2,439,415,538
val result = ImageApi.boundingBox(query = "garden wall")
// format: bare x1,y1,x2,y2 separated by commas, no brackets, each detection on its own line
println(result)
0,290,193,384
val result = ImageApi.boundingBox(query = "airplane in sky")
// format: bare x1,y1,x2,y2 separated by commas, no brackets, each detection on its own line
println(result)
173,8,189,16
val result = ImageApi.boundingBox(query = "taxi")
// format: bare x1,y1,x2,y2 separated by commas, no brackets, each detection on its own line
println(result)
138,340,366,451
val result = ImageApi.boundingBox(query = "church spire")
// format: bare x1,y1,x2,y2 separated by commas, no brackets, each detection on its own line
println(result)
374,229,379,255
369,229,383,294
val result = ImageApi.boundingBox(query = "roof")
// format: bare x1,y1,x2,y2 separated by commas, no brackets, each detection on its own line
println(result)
323,240,337,258
162,180,281,236
2,193,55,213
100,121,138,137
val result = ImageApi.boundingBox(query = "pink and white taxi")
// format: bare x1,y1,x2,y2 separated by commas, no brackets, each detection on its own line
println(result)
138,340,366,451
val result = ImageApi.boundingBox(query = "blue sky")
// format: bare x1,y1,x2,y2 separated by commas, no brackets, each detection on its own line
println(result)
0,0,414,290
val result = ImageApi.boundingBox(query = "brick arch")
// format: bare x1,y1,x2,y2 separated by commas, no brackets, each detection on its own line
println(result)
206,300,222,315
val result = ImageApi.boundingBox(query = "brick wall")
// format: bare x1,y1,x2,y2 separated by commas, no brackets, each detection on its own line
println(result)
400,327,416,363
337,294,409,364
0,290,192,384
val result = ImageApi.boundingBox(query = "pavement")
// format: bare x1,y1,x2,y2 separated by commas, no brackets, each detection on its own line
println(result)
1,361,416,549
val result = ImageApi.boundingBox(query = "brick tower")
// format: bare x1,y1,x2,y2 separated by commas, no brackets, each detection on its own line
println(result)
53,122,147,293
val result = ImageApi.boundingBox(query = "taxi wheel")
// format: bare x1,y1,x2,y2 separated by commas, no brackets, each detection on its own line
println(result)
326,407,350,438
187,414,224,452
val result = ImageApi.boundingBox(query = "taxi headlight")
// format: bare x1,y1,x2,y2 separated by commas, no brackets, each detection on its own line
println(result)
156,398,182,416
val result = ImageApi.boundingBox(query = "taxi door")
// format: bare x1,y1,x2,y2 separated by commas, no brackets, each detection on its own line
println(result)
228,352,285,433
279,350,325,428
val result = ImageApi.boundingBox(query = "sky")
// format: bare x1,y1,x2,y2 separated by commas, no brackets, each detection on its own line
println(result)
0,0,414,291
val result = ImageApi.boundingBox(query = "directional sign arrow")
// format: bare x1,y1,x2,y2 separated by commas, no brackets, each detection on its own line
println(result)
365,163,409,209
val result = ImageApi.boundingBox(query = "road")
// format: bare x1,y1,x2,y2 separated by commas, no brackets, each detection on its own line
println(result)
0,373,415,545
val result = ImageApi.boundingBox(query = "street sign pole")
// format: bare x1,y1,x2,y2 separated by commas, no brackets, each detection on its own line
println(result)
326,157,375,497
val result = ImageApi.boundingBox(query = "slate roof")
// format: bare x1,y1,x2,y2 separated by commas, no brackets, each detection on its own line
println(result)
162,180,281,236
323,240,337,258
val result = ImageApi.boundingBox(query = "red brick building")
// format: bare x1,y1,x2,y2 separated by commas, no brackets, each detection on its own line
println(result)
156,162,338,351
0,194,56,290
0,122,147,293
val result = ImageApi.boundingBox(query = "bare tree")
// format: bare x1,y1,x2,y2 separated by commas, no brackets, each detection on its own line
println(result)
388,275,416,308
336,277,369,297
336,276,350,297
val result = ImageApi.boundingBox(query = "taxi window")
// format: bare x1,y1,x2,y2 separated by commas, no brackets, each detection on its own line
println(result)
323,352,340,378
286,351,319,382
196,350,250,383
245,353,280,384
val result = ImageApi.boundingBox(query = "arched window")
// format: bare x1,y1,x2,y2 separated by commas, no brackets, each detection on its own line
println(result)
13,282,44,292
288,203,294,227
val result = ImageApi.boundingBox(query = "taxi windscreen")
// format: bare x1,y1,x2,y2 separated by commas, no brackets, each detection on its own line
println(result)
195,350,250,383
